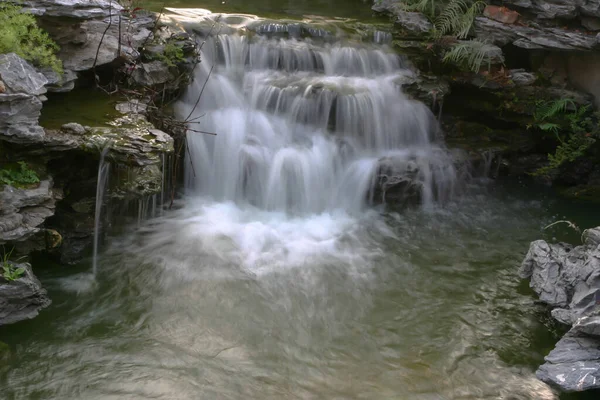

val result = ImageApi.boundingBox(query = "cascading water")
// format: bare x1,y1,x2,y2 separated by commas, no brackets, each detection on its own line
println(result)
176,15,458,214
92,144,111,276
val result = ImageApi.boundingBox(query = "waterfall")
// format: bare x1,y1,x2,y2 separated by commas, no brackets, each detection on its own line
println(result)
92,144,111,276
175,13,458,214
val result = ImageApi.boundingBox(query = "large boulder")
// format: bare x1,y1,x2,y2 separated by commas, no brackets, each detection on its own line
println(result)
0,262,51,325
520,227,600,392
0,53,48,144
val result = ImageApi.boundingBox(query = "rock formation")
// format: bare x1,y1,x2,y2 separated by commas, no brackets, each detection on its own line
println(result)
520,227,600,392
0,262,51,325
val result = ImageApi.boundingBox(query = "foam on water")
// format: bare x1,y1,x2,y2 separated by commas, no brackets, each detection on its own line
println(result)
177,27,458,214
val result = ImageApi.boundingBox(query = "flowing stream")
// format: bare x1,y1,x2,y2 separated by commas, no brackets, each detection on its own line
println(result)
2,4,600,400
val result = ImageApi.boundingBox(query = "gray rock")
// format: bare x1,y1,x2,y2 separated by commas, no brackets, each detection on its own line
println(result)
116,100,148,115
0,54,47,144
372,1,432,35
394,11,433,35
0,262,51,325
61,122,86,135
0,180,58,243
536,333,600,392
0,54,47,96
521,228,600,392
510,69,538,86
584,227,600,247
20,0,122,19
582,16,600,31
129,61,175,87
475,16,600,51
55,15,154,72
582,0,600,18
40,68,78,93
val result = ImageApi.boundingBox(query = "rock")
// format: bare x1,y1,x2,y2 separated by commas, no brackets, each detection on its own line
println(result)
40,68,77,93
484,5,521,24
0,180,59,244
394,73,450,111
536,332,600,392
20,0,122,19
393,11,433,35
510,69,537,86
129,61,175,87
584,227,600,247
83,116,174,166
520,229,600,392
372,148,454,207
0,53,48,144
519,239,600,318
0,262,51,325
372,1,432,36
582,1,600,18
61,122,86,135
475,16,600,51
46,14,155,72
116,100,148,114
582,16,600,31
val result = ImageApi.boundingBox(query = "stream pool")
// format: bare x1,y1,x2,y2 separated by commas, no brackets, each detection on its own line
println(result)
2,1,600,399
1,180,600,399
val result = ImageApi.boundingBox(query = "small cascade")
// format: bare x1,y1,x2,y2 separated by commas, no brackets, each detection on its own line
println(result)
175,12,460,214
92,144,111,276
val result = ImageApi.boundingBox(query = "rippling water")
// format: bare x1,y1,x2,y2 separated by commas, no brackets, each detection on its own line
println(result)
2,181,599,399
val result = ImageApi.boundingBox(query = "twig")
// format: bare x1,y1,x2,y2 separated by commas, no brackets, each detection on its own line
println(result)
543,220,581,233
92,1,114,86
184,63,214,122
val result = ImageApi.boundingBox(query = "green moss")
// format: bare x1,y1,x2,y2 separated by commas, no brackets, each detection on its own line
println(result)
0,3,62,73
0,161,40,188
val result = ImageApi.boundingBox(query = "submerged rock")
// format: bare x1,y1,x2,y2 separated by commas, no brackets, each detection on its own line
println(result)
0,262,51,326
520,227,600,392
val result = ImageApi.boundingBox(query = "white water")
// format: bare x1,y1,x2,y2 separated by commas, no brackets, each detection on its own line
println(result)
92,145,111,276
177,28,458,215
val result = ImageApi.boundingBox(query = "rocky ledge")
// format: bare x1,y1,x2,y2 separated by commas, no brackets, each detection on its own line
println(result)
520,227,600,392
0,262,51,325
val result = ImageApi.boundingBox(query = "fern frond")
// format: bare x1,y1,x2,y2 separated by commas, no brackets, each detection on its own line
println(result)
442,39,497,72
534,99,576,121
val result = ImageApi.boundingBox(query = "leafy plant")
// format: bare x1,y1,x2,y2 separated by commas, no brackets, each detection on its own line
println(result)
0,161,40,187
442,39,497,72
0,3,63,73
1,247,25,282
154,43,185,67
531,99,598,176
433,0,486,38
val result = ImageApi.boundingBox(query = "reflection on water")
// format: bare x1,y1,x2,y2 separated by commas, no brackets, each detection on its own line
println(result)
2,181,599,399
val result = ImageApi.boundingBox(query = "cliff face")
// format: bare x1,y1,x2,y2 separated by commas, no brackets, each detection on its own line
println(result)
373,0,600,201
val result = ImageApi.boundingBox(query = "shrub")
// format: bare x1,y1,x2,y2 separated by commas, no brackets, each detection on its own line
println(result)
0,3,62,74
531,99,599,176
0,161,40,187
